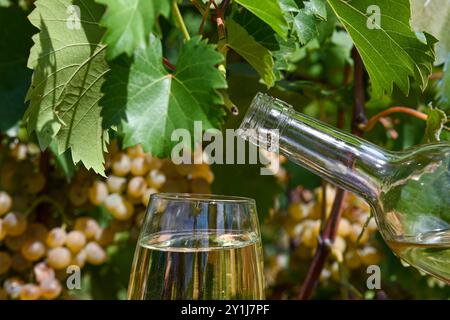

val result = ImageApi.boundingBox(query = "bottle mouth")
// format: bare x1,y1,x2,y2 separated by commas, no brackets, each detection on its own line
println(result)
237,92,292,148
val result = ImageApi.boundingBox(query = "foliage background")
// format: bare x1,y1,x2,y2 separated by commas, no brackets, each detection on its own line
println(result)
0,0,449,299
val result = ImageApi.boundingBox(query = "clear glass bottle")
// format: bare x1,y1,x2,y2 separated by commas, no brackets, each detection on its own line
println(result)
238,92,450,283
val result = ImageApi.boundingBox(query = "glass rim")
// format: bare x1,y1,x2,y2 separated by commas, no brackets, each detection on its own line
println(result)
150,193,256,204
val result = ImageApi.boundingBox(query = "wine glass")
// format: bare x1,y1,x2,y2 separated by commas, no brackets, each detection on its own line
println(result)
127,193,265,300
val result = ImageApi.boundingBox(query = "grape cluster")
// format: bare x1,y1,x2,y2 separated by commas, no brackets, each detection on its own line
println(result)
0,140,214,299
266,185,380,287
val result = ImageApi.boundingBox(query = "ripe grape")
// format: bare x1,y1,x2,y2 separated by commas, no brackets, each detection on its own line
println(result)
141,188,157,207
11,253,32,272
127,176,147,198
23,172,46,194
106,175,127,193
146,169,166,189
0,252,12,275
145,154,163,170
40,278,62,300
175,164,194,176
21,240,46,261
288,203,306,222
46,227,67,248
85,242,107,265
0,191,12,216
47,247,72,269
134,210,146,227
349,224,369,244
65,230,87,253
19,284,41,300
74,217,100,240
112,153,131,176
2,211,27,236
88,181,108,205
126,145,144,158
10,143,28,161
34,262,55,283
130,157,149,176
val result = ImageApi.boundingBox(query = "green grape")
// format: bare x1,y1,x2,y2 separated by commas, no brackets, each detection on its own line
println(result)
88,181,108,205
126,145,145,158
33,262,55,283
23,172,46,194
10,143,28,161
345,250,362,269
0,251,12,274
3,277,24,299
46,228,67,248
358,246,381,265
74,217,100,240
85,242,106,265
3,212,27,236
146,169,166,189
0,219,6,241
21,240,46,261
47,247,72,270
72,249,87,268
337,218,351,238
104,193,134,221
40,278,62,300
141,188,157,207
11,253,32,272
130,157,149,176
65,230,86,253
112,153,131,176
106,175,127,193
5,233,28,251
19,284,41,300
0,191,12,216
127,176,147,198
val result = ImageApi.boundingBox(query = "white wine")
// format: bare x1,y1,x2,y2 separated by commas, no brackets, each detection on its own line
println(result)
127,231,265,299
387,230,450,284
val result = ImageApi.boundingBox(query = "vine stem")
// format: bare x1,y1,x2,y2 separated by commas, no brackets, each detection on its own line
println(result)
361,106,428,132
172,0,191,41
298,48,368,300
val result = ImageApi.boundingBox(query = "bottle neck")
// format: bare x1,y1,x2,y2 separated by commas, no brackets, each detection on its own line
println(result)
238,93,391,204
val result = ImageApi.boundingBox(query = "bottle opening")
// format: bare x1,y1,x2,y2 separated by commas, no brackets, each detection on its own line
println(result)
237,92,292,148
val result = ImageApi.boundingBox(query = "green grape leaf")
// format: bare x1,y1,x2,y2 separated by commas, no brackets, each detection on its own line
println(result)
304,0,327,20
411,0,450,65
293,11,318,45
102,35,227,157
425,107,447,142
436,54,450,111
0,5,34,132
226,18,275,88
234,0,288,39
25,0,109,175
327,0,436,97
97,0,170,60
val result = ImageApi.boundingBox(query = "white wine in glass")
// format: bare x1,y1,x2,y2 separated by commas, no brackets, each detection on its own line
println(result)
128,194,265,299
